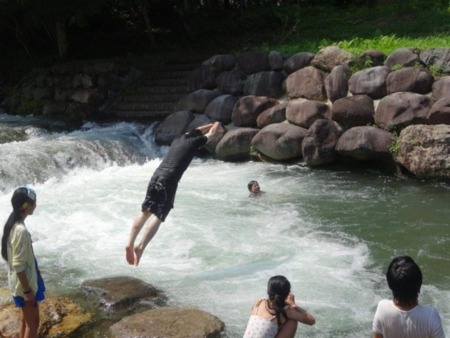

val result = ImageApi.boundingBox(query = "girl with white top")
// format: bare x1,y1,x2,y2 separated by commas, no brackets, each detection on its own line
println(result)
243,275,316,338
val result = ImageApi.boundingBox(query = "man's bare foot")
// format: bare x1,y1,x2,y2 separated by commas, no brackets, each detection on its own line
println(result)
134,246,143,266
125,245,135,265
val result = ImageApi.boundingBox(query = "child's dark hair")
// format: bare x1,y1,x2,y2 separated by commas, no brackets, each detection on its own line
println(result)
386,256,422,306
267,275,291,327
1,187,36,261
247,180,257,192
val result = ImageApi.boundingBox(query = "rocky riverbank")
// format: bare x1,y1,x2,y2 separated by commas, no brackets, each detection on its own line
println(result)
2,46,449,180
0,274,224,337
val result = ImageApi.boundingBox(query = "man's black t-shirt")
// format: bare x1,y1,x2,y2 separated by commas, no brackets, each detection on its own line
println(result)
152,133,207,184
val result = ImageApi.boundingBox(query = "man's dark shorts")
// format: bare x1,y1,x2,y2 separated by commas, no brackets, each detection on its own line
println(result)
141,179,177,222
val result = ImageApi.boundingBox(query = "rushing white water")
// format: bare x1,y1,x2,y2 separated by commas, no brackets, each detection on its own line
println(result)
0,113,449,337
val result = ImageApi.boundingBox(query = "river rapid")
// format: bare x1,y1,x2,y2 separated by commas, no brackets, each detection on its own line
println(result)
0,112,449,337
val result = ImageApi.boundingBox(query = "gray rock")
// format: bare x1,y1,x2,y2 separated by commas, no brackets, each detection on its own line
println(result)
374,92,435,131
236,51,270,74
215,127,259,161
256,102,288,129
155,111,195,145
243,71,284,98
420,47,450,73
396,124,450,179
268,50,290,71
428,97,450,125
336,126,393,161
302,119,343,166
174,89,221,113
204,94,238,124
252,122,307,161
201,54,236,73
286,99,330,129
80,276,167,314
348,66,391,99
283,52,315,74
187,66,217,91
432,76,450,100
109,307,224,338
311,46,356,72
331,95,374,128
358,49,386,67
231,95,278,127
216,70,246,95
286,66,327,101
325,65,351,103
386,67,433,95
384,48,420,68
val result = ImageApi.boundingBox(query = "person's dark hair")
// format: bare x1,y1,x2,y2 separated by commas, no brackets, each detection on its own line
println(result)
1,187,36,261
386,256,422,306
247,180,257,192
185,129,202,138
267,275,291,327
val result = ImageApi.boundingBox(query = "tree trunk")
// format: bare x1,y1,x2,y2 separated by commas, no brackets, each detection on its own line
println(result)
55,20,68,59
141,0,156,46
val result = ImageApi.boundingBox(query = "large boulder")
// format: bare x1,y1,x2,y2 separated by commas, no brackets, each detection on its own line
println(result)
204,94,238,124
428,97,450,125
155,111,195,145
286,66,327,101
348,66,391,99
386,67,433,95
256,102,288,129
358,49,386,67
330,95,374,128
0,296,92,338
374,92,435,132
283,52,315,74
268,50,290,71
216,70,247,96
215,127,259,162
432,76,450,100
187,66,217,91
311,46,356,72
252,122,307,161
201,54,236,73
301,119,343,167
336,126,393,161
325,65,351,103
395,124,450,179
231,95,278,127
109,307,224,338
286,99,330,129
243,71,284,98
236,51,270,74
80,276,167,315
420,48,450,73
174,89,221,113
384,48,420,68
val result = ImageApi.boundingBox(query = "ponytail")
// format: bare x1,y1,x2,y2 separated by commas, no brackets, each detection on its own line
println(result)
267,275,291,327
1,211,23,261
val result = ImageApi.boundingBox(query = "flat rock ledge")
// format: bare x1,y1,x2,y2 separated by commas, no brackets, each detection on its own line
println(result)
109,306,225,338
80,275,167,316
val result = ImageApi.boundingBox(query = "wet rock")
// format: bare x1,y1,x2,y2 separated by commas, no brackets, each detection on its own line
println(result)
80,276,167,315
204,94,238,124
256,102,288,129
109,307,224,338
215,127,259,162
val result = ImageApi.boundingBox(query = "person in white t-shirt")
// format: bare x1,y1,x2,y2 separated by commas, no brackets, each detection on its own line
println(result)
372,255,445,338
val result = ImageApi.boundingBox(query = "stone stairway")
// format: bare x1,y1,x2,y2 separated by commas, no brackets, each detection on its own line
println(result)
107,54,209,121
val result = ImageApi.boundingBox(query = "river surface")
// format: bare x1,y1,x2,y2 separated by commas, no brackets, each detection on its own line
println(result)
0,112,449,337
